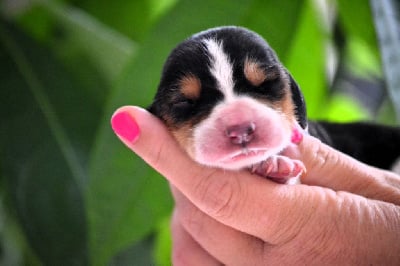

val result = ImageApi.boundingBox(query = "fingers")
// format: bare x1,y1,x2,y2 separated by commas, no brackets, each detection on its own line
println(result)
171,186,264,265
110,106,319,244
283,135,400,205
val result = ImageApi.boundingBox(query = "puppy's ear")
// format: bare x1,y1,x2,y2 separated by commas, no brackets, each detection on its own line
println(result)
288,75,307,129
147,103,156,114
147,101,161,119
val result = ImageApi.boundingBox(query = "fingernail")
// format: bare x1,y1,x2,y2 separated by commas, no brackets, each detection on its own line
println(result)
111,111,140,143
291,128,303,144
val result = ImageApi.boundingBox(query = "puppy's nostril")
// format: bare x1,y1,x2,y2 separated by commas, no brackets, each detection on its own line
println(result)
226,122,256,145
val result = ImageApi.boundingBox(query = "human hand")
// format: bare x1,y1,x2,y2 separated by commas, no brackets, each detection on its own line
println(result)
111,106,400,265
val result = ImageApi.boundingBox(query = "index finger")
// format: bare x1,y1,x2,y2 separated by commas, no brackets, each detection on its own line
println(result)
283,134,400,205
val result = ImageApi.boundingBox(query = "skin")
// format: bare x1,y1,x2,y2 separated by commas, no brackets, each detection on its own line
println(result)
111,106,400,265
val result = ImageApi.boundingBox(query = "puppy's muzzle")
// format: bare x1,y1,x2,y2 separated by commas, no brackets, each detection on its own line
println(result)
226,122,256,146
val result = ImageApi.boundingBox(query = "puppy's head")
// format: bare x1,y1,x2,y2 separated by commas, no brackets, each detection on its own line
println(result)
149,26,307,170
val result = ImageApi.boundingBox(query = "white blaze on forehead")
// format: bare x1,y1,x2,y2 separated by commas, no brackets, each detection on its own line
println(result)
203,38,235,99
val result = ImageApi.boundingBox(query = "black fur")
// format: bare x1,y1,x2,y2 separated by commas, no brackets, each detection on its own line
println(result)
289,75,307,129
150,26,304,127
309,121,400,170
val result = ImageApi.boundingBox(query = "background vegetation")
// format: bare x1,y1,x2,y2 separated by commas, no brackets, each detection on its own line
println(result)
0,0,399,265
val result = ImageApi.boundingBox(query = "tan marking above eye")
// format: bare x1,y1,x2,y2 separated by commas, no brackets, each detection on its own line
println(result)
180,75,201,99
244,58,280,87
244,58,267,86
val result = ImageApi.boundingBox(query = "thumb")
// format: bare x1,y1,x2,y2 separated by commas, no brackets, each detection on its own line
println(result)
110,106,209,188
285,135,400,205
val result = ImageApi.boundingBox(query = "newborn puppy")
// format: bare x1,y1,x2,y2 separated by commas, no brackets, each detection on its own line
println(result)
149,26,308,184
149,26,400,184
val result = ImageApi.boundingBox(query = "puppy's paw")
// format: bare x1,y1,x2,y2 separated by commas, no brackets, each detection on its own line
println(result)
251,155,305,184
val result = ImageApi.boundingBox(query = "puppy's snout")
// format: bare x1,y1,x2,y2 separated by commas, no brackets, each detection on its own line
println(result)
225,122,256,145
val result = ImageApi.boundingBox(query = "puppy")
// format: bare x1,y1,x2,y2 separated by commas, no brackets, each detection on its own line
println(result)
149,26,400,184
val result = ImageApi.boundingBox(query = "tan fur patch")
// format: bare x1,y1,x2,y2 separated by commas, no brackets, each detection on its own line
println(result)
244,58,282,87
180,75,201,99
278,79,297,125
171,125,195,159
280,89,296,123
261,74,297,125
244,59,267,86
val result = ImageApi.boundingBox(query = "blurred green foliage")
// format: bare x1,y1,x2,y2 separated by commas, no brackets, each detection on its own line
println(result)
0,0,398,265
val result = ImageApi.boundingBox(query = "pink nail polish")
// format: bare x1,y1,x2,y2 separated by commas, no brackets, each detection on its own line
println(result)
291,128,303,144
111,112,140,143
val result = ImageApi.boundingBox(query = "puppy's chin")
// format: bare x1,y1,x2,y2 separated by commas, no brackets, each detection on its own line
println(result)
197,148,281,170
191,97,293,170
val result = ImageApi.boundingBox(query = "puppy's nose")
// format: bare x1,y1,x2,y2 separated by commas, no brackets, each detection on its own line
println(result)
226,122,256,145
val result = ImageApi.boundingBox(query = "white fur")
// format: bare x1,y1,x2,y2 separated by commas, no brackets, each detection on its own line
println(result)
203,39,235,100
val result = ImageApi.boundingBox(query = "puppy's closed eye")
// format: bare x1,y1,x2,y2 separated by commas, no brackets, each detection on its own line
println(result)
169,75,201,116
172,97,196,111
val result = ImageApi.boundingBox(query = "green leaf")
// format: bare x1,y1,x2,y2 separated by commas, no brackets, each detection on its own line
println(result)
39,0,137,83
77,0,177,42
12,0,136,83
337,0,381,84
324,93,369,122
0,22,99,265
154,216,172,266
337,0,378,54
241,0,305,61
109,237,155,266
345,37,381,79
285,0,328,119
12,2,115,109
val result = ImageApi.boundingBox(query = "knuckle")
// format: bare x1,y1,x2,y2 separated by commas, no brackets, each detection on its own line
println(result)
171,244,192,266
149,139,165,169
170,210,197,266
177,200,207,238
194,170,241,220
309,139,338,173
